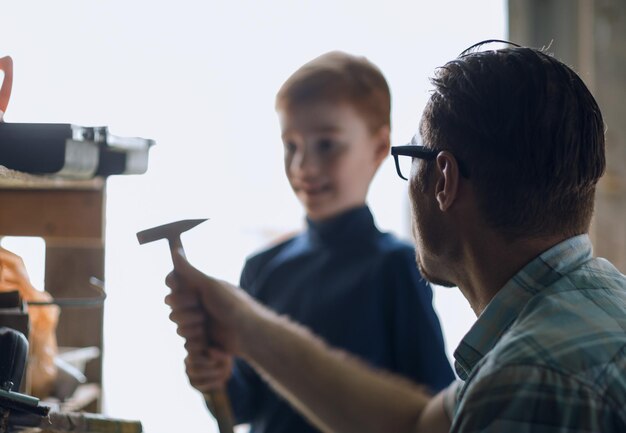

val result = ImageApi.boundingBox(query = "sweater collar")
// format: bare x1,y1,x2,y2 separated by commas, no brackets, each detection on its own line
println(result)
306,205,378,247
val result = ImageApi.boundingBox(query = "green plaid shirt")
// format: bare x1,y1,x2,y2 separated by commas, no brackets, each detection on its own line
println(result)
447,235,626,432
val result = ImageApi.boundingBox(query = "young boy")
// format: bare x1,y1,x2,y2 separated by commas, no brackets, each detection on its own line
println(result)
186,51,454,433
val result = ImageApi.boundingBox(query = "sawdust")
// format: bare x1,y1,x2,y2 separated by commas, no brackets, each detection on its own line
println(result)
0,166,103,189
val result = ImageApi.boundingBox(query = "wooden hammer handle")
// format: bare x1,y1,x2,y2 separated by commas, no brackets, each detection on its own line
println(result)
205,389,235,433
167,236,235,433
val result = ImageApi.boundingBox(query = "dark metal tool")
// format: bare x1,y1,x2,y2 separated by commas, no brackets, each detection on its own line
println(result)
136,219,234,433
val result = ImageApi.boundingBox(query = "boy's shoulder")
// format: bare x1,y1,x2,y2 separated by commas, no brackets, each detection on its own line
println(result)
374,231,415,257
242,231,304,276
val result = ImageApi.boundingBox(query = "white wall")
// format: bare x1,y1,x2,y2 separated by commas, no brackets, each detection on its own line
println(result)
1,2,504,431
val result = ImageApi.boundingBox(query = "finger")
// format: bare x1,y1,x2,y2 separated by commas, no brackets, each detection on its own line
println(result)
165,292,201,309
187,364,231,384
205,347,231,363
188,367,231,383
184,340,209,356
168,308,205,325
172,322,205,341
191,377,228,393
185,357,231,379
184,352,231,369
165,272,182,291
185,358,232,391
170,248,217,288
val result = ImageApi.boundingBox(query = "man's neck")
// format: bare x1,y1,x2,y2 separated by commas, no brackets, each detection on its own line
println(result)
456,232,571,316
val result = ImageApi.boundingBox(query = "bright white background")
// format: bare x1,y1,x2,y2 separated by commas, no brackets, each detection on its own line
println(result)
2,2,504,432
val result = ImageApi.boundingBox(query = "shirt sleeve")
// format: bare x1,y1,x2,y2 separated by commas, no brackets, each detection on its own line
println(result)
451,363,623,433
383,247,455,392
443,380,462,422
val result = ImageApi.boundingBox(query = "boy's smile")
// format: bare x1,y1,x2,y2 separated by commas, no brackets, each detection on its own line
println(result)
279,101,389,221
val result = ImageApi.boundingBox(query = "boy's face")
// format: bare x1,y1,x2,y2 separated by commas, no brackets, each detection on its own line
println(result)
279,101,389,221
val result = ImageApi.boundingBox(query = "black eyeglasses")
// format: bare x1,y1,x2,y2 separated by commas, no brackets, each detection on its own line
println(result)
391,144,470,180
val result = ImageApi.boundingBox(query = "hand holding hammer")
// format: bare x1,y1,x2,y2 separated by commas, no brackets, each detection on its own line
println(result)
137,219,235,433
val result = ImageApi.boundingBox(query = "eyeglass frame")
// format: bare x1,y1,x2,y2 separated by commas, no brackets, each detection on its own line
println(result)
391,145,470,180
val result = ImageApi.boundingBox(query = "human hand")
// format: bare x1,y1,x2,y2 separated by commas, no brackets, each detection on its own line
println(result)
184,348,233,393
164,248,255,357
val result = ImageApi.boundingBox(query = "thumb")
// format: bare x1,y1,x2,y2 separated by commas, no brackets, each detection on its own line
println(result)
172,248,202,283
171,247,214,288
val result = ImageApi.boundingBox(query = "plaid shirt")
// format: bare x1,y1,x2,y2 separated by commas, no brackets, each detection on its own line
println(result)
446,235,626,432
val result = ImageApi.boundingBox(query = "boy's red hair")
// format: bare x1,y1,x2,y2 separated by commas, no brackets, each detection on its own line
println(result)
276,51,391,132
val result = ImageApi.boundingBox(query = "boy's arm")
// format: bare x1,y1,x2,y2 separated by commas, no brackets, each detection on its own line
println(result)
165,249,452,433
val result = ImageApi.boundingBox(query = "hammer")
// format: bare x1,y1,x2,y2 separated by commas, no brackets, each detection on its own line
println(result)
136,219,235,433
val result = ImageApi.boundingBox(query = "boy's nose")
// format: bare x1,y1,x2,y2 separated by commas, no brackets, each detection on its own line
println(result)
291,148,321,175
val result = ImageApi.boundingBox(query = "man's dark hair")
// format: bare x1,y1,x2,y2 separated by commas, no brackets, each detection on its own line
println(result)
420,43,606,240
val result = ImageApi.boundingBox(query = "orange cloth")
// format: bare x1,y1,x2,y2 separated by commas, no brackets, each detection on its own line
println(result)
0,246,59,398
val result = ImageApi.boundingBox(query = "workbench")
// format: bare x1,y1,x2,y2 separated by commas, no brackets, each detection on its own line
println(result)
0,166,106,412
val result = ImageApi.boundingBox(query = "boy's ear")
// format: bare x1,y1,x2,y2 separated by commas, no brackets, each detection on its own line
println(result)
372,125,391,165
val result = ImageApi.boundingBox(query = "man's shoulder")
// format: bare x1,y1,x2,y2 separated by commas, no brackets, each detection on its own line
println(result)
470,272,626,417
455,357,626,432
450,241,626,430
458,305,626,430
491,271,626,376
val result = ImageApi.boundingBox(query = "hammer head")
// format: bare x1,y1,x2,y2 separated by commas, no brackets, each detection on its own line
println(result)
136,219,208,245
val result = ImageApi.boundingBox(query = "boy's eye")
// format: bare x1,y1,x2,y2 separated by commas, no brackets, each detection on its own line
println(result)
316,139,337,154
284,141,297,153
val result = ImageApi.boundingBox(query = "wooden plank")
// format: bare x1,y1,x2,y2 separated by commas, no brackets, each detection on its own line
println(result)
591,0,626,272
0,189,105,240
45,244,105,389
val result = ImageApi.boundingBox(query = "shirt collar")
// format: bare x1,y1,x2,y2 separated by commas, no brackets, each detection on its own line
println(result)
453,234,593,379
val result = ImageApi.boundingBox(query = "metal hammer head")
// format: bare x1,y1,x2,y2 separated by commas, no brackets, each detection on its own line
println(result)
136,219,208,245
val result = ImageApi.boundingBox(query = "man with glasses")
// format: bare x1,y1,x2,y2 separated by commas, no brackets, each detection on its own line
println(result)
164,42,626,432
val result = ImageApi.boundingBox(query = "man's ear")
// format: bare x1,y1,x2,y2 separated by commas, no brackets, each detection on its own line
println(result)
372,125,391,166
434,151,460,211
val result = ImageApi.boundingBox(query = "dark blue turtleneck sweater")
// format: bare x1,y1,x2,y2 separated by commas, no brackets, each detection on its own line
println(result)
227,206,454,433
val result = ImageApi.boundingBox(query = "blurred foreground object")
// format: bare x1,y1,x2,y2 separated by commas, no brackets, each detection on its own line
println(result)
0,327,142,433
0,56,13,122
0,247,59,399
0,55,154,179
0,123,154,179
